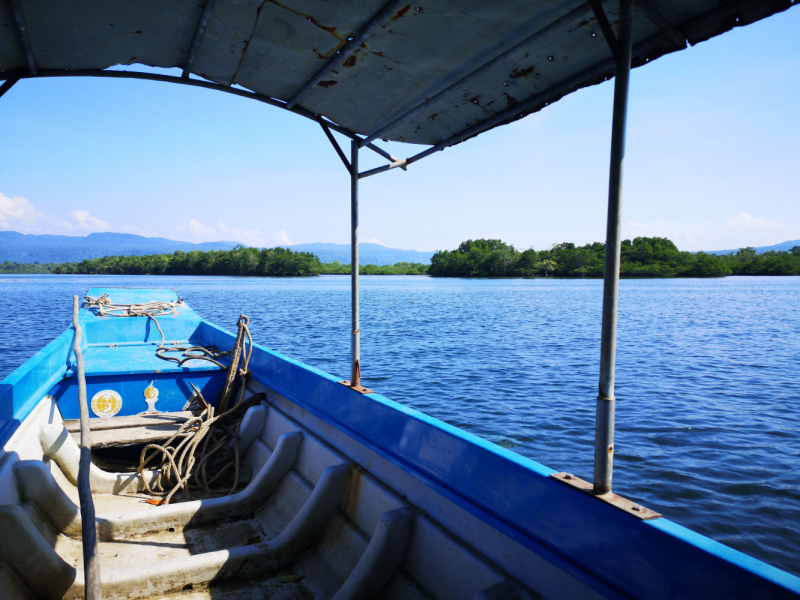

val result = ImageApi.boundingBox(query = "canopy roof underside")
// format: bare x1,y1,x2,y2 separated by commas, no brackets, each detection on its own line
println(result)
0,0,794,149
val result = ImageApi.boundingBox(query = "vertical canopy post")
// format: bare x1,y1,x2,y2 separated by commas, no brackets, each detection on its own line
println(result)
350,140,361,387
594,0,633,496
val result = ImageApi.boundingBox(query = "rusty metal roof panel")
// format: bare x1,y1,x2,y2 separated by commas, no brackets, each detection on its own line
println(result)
11,0,202,71
293,1,579,140
188,0,263,87
0,0,795,149
230,0,389,102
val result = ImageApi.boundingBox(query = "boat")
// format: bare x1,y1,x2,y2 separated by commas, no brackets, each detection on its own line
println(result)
1,1,798,599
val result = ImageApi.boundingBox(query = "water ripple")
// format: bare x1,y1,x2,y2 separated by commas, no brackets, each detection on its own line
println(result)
0,274,798,574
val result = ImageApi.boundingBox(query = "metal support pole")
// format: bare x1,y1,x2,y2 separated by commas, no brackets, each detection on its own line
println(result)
594,0,633,496
350,140,361,387
73,297,102,599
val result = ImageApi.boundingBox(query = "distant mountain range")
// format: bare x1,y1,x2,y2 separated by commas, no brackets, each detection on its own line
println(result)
0,232,434,266
0,232,242,264
706,239,800,255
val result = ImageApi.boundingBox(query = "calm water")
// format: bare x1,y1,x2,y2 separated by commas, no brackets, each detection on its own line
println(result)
1,274,798,574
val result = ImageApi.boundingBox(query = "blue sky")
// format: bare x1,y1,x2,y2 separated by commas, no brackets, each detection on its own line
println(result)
1,7,798,253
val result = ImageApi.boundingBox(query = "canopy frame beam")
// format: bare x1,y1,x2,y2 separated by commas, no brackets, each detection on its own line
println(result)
0,68,400,166
0,0,758,180
588,0,619,60
319,121,351,172
0,77,19,99
8,0,37,74
285,0,407,110
636,0,687,48
182,0,216,78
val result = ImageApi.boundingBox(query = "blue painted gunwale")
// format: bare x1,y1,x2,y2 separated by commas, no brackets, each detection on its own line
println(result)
1,288,798,599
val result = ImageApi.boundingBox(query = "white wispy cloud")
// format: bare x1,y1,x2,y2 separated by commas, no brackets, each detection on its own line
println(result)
70,209,111,232
272,229,291,246
176,219,291,247
625,213,800,251
0,193,74,234
0,193,38,228
0,192,119,235
179,218,217,239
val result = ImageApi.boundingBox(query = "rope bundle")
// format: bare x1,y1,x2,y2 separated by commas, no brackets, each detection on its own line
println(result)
84,292,233,368
83,293,259,503
136,315,256,503
84,292,182,318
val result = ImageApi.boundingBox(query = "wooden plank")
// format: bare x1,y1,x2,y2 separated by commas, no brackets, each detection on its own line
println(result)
63,411,192,433
69,423,190,448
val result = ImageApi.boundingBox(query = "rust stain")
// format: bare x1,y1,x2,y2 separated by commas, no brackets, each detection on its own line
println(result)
467,95,481,106
266,0,349,58
344,466,364,518
342,55,357,67
266,0,344,42
509,65,534,79
317,80,339,88
503,93,519,108
428,112,438,121
391,5,411,21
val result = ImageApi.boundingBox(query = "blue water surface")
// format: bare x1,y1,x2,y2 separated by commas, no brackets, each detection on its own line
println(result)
0,274,798,575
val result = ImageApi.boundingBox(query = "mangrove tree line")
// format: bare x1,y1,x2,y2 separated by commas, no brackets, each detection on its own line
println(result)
428,237,800,278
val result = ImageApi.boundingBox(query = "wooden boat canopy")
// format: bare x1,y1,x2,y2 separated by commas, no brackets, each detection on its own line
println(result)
0,0,794,167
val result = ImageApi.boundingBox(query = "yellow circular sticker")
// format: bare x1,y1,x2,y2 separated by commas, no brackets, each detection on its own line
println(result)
90,390,122,418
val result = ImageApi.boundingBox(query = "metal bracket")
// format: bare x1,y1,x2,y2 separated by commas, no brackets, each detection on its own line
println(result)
338,380,375,395
359,158,408,179
588,0,619,60
636,0,687,48
0,77,19,99
549,472,662,520
319,121,351,172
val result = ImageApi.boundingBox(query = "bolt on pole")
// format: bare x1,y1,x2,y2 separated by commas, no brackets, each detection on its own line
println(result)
350,140,361,387
594,0,633,496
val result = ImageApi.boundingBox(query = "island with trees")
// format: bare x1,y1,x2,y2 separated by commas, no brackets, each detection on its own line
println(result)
50,246,429,277
428,237,800,278
6,237,799,278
